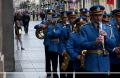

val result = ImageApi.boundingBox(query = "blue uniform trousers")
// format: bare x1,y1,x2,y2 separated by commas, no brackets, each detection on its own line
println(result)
45,45,59,78
110,64,120,78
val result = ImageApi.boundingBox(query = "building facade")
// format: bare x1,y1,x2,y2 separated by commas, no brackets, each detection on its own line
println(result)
63,0,116,13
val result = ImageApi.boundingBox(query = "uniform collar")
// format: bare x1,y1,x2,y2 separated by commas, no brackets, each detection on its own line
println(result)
91,22,99,29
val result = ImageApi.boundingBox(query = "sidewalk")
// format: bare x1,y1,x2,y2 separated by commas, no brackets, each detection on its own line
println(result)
7,21,46,78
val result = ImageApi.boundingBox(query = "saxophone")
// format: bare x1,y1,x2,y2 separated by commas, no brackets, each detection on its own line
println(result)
61,21,71,71
61,53,70,71
80,50,87,67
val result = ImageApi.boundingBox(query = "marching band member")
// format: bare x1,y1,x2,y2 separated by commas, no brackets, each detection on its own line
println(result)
58,11,72,78
47,13,61,78
80,8,90,22
109,9,120,75
79,5,116,78
67,16,87,78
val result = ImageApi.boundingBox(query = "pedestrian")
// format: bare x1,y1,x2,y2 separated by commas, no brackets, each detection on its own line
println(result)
32,10,35,21
40,11,45,22
36,11,39,21
14,12,24,50
22,10,30,34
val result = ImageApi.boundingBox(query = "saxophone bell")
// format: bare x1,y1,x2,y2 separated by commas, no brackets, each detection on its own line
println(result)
61,53,70,71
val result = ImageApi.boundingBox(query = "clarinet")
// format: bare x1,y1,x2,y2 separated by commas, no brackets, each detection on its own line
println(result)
99,22,108,55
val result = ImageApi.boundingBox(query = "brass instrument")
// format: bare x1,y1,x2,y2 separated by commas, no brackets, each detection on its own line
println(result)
35,28,44,39
80,50,87,67
61,53,70,71
108,24,113,39
34,24,48,39
99,22,108,55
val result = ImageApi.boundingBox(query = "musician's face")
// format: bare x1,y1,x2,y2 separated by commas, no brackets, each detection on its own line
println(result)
51,18,58,23
69,15,76,23
91,14,103,23
62,17,68,22
102,16,110,22
115,15,120,24
47,14,52,20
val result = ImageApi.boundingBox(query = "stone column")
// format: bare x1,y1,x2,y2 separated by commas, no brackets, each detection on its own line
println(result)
0,0,4,77
0,0,2,52
1,0,15,72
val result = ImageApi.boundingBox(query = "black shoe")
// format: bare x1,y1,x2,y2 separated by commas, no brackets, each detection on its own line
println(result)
53,74,59,78
46,76,51,78
21,47,25,50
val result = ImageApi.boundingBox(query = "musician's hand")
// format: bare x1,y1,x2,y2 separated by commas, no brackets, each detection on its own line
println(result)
77,55,85,67
96,35,104,44
114,47,120,54
114,47,120,58
62,51,68,57
77,55,81,60
99,30,107,36
42,24,47,29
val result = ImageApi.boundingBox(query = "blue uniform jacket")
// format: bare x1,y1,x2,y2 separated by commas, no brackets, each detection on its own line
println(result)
58,23,71,54
109,20,120,64
47,23,61,52
41,20,51,46
80,23,116,72
67,32,82,60
67,32,83,70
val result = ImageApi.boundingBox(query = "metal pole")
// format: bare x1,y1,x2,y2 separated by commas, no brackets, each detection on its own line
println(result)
83,0,85,8
117,0,120,8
